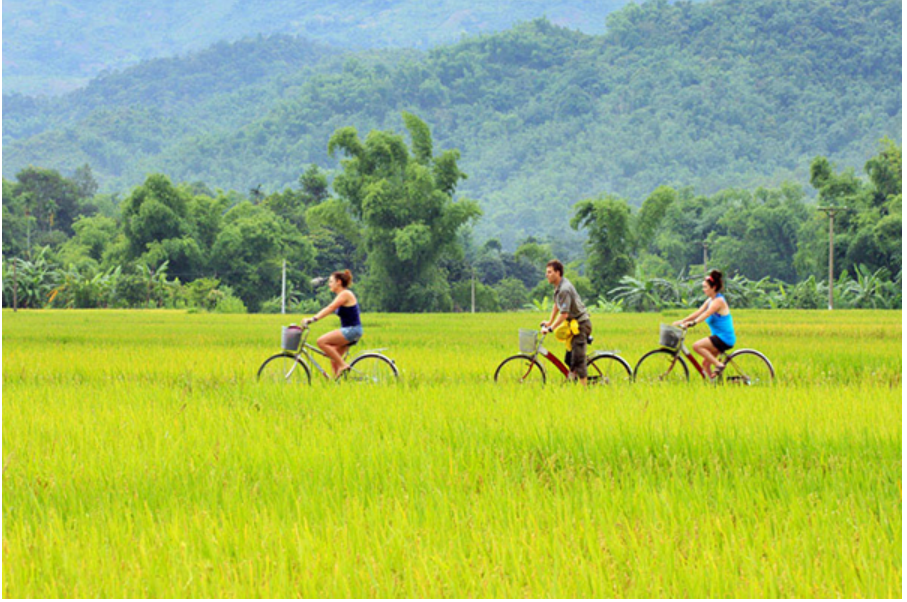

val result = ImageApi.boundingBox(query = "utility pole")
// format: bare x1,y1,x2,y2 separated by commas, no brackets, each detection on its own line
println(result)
25,208,32,260
281,259,287,315
12,259,18,312
471,267,476,314
817,206,846,310
702,240,710,275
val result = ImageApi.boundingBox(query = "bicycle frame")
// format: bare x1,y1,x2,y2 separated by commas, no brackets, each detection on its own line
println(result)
668,327,725,380
286,326,387,380
530,333,570,376
527,332,615,378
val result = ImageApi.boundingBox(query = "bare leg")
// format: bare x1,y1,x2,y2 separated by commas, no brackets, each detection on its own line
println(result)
318,330,351,376
567,371,588,387
693,337,724,378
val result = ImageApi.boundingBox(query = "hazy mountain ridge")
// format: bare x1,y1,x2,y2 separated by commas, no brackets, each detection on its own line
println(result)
3,0,900,245
3,0,647,95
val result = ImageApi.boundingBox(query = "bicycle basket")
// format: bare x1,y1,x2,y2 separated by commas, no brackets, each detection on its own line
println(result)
519,329,539,354
659,323,683,350
281,325,303,351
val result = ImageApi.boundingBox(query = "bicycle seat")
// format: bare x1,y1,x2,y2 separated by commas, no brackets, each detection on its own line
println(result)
347,339,359,347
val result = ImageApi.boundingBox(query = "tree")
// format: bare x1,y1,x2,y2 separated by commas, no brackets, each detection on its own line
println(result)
864,138,902,211
210,202,315,312
57,214,119,267
121,173,190,258
186,193,229,254
306,197,365,275
2,179,33,257
494,277,529,310
71,164,99,200
571,194,634,297
12,166,83,235
451,280,500,312
711,185,809,282
804,146,902,280
634,186,676,253
262,164,331,232
327,112,481,311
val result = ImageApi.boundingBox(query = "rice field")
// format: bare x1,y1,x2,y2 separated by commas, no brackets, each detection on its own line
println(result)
2,309,902,597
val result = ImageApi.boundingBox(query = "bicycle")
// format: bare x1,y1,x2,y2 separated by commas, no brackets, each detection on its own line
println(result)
633,323,775,385
257,324,398,384
493,327,632,385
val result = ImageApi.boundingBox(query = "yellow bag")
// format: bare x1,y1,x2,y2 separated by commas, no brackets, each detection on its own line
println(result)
554,319,580,350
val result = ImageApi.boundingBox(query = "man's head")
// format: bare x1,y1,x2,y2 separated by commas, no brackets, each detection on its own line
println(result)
545,260,564,285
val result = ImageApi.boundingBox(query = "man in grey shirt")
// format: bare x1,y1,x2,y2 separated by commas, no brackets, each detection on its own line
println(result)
540,259,593,386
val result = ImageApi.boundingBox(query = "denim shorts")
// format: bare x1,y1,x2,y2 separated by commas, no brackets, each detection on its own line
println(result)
340,324,363,343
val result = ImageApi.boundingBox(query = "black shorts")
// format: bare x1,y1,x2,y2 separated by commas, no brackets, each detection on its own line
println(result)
709,335,733,353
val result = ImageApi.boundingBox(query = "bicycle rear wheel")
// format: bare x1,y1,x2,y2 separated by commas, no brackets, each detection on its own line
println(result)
257,353,312,384
721,349,775,386
633,349,690,383
587,353,632,385
346,353,398,384
494,354,546,384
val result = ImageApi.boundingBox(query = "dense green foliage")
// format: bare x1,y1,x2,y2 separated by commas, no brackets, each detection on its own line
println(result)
2,134,901,313
326,113,481,311
3,0,636,95
4,0,900,246
3,310,901,596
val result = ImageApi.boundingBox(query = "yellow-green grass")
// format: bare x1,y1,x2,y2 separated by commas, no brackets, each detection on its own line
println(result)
2,309,901,597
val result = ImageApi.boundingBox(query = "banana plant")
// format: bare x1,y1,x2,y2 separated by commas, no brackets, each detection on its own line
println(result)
2,247,58,308
524,295,551,312
844,264,894,309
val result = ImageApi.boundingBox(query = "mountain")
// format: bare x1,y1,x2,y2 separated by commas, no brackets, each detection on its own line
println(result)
2,0,660,96
3,0,901,246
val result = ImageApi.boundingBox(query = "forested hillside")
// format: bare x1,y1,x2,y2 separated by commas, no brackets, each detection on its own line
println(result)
3,36,348,143
4,0,901,245
3,0,643,95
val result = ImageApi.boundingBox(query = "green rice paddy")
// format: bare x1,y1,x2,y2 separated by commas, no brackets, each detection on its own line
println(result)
2,309,901,597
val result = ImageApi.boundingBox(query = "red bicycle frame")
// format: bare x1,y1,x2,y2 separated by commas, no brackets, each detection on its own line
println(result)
536,344,572,377
674,328,724,380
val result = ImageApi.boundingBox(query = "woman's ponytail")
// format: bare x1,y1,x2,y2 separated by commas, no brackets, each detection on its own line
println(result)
332,269,353,288
707,270,724,292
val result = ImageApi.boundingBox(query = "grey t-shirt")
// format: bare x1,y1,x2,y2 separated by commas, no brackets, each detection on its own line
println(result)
555,277,589,322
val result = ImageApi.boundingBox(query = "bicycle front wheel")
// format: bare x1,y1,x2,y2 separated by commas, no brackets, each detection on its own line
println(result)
721,349,775,386
257,353,312,384
587,353,632,385
633,349,690,383
494,354,546,384
346,353,399,384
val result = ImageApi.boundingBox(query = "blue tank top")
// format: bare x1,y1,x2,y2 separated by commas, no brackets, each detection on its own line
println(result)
335,303,361,328
705,293,736,347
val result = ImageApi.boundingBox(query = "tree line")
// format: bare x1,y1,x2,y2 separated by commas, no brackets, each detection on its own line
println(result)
2,115,901,313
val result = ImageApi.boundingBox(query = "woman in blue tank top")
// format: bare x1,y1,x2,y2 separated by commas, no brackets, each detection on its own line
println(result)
302,269,362,378
673,270,736,379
